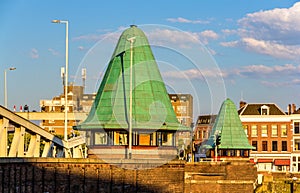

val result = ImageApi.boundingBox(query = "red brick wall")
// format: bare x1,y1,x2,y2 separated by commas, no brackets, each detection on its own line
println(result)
0,158,256,193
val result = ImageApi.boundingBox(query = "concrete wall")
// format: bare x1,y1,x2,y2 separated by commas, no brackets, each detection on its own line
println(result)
0,158,257,193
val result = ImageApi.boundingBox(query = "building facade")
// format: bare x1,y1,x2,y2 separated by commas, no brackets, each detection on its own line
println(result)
39,83,95,136
169,94,193,128
238,102,292,172
169,94,193,150
193,115,217,146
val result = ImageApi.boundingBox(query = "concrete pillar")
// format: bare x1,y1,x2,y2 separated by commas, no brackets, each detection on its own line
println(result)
26,134,41,157
17,127,25,157
0,118,9,157
8,126,25,157
73,145,83,158
42,141,53,157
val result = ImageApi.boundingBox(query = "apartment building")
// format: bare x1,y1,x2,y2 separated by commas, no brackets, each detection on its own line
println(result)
238,101,292,172
169,94,193,149
39,83,95,135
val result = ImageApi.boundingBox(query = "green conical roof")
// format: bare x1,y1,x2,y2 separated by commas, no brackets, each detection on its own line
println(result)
77,25,188,131
204,98,254,149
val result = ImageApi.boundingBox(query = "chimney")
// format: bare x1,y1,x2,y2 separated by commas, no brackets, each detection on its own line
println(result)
292,104,296,114
288,104,291,115
240,101,247,108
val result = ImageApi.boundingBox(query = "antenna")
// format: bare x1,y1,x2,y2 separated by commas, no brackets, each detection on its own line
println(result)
82,68,86,92
61,67,65,87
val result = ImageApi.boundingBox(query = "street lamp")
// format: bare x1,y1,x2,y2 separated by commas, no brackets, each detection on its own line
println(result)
4,67,16,108
127,36,136,159
52,19,69,141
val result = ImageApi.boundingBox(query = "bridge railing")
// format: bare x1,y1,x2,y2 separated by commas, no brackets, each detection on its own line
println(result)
0,105,86,158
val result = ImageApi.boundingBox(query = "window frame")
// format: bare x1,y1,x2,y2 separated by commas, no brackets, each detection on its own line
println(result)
251,125,258,137
262,141,268,151
272,141,278,151
271,125,278,137
261,125,268,137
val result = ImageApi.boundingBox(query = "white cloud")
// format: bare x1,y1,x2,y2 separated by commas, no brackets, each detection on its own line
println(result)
166,17,209,24
73,26,220,50
73,31,122,43
220,41,238,47
162,68,226,80
200,30,218,40
162,63,300,80
48,48,60,56
221,36,300,60
238,2,300,44
198,30,219,45
228,63,300,79
222,2,300,60
261,78,300,87
241,38,300,59
78,46,85,51
147,29,200,48
30,48,39,59
73,34,104,42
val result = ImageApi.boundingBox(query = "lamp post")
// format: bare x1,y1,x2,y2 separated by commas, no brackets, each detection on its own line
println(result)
52,19,69,141
127,36,136,159
4,67,16,108
214,130,220,162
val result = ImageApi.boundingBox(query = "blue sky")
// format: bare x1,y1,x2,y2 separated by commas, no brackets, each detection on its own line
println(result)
1,0,300,117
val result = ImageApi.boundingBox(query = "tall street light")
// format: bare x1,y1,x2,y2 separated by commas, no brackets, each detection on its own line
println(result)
4,67,16,108
127,36,136,159
52,19,69,141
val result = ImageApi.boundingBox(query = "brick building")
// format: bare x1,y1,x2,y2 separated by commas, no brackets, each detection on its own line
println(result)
39,83,95,136
238,101,292,172
193,115,217,146
288,104,300,172
169,94,193,128
169,94,193,149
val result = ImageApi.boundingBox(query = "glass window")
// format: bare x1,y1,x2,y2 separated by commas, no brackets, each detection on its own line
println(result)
177,106,187,114
294,139,300,151
281,125,287,137
262,141,268,151
202,130,207,139
251,125,257,137
243,125,248,136
139,133,151,146
272,141,278,151
252,141,257,151
294,122,300,134
261,108,268,115
161,132,173,146
282,141,287,151
114,131,128,145
94,132,107,145
271,125,278,137
261,125,268,137
197,130,200,139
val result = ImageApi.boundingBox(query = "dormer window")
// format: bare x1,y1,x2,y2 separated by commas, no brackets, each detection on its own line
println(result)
261,105,270,115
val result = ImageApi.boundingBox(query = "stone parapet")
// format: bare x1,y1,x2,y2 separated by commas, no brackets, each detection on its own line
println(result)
0,158,257,193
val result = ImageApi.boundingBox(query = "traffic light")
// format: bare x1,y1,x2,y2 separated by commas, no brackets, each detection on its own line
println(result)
216,135,221,146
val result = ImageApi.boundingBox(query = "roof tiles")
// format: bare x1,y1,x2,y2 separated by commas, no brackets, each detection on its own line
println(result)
204,98,254,150
76,25,189,131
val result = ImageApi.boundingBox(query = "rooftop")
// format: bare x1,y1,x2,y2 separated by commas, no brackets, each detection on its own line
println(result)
76,25,189,131
204,98,254,150
238,103,286,115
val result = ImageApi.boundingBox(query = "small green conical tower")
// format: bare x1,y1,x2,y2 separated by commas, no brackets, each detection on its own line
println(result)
204,98,253,157
76,25,188,131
